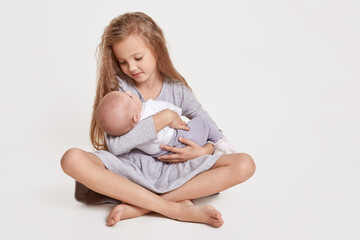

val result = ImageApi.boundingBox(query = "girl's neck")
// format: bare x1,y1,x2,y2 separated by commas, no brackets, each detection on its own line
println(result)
134,71,164,100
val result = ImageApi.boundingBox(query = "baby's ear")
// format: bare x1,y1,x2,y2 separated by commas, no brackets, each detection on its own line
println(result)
133,114,141,123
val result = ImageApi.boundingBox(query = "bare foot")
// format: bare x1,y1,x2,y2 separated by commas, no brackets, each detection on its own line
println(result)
107,200,194,226
178,199,193,206
106,202,224,228
177,204,224,228
107,204,125,226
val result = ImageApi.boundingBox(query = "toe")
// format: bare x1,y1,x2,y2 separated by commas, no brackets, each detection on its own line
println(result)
107,204,124,226
211,210,222,220
113,210,122,223
107,219,115,226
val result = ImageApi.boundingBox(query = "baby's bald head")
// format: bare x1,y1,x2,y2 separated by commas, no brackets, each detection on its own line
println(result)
96,91,136,136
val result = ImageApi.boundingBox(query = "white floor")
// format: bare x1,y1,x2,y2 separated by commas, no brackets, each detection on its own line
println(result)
1,0,359,239
1,125,359,240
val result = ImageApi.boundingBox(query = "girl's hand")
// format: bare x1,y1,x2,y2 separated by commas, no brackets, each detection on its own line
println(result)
153,109,189,133
165,109,189,130
157,137,214,163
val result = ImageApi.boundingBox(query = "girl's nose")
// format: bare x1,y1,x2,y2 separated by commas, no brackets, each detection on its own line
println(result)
128,62,137,72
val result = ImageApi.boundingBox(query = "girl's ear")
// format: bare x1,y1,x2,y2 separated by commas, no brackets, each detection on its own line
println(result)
133,114,141,123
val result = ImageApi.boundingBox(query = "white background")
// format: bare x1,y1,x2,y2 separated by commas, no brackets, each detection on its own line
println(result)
0,0,359,239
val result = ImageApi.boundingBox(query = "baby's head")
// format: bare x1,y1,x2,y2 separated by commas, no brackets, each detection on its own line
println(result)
96,91,142,136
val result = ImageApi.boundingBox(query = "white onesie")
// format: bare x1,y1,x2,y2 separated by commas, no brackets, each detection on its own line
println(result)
135,99,182,155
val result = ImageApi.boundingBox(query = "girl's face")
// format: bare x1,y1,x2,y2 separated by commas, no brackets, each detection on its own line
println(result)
112,34,160,84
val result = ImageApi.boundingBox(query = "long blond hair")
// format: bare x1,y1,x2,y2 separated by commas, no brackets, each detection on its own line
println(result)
90,12,190,150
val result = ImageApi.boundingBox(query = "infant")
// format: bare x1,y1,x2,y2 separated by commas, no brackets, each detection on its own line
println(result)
96,91,236,157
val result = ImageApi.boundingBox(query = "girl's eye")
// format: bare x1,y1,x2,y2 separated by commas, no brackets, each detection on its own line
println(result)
135,57,143,61
119,61,127,65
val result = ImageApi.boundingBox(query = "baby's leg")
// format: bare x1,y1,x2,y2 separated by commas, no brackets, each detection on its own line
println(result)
175,117,223,148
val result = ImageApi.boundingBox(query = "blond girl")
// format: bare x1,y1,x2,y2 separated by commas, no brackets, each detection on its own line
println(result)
61,12,255,228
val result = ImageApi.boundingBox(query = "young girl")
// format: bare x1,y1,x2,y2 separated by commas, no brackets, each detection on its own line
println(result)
60,12,255,228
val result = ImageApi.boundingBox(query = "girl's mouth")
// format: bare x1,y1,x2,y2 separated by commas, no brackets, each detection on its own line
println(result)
132,72,142,78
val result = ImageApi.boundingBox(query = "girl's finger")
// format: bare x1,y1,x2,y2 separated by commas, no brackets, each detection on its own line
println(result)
157,153,181,161
178,137,195,146
179,125,190,131
160,159,183,163
160,145,183,154
178,121,189,130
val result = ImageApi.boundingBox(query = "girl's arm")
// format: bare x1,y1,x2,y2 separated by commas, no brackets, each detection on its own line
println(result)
181,85,222,137
107,77,188,156
106,117,156,155
106,109,189,156
181,86,220,152
153,109,189,132
157,85,220,162
157,137,214,163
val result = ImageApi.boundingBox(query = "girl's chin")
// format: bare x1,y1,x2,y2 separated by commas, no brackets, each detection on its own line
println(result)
132,77,148,83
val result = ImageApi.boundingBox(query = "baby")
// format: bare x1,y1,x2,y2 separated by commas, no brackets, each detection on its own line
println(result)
96,91,236,157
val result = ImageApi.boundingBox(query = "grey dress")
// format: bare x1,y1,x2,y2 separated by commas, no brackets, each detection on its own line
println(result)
91,76,223,193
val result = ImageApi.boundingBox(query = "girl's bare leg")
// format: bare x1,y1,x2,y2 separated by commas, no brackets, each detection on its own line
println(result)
60,148,224,227
107,200,193,226
107,153,255,225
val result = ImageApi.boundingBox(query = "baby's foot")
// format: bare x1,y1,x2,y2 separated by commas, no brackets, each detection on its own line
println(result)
178,204,224,228
214,138,237,154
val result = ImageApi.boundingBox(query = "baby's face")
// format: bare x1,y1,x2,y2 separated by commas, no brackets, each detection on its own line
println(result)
122,90,142,118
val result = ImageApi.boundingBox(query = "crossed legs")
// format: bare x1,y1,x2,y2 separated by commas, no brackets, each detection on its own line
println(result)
106,152,255,225
60,148,255,227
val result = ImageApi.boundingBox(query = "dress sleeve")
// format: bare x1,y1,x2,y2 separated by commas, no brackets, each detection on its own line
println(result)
181,85,223,139
106,116,157,155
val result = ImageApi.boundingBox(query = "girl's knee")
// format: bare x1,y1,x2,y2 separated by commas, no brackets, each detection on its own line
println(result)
60,148,83,174
233,153,256,181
